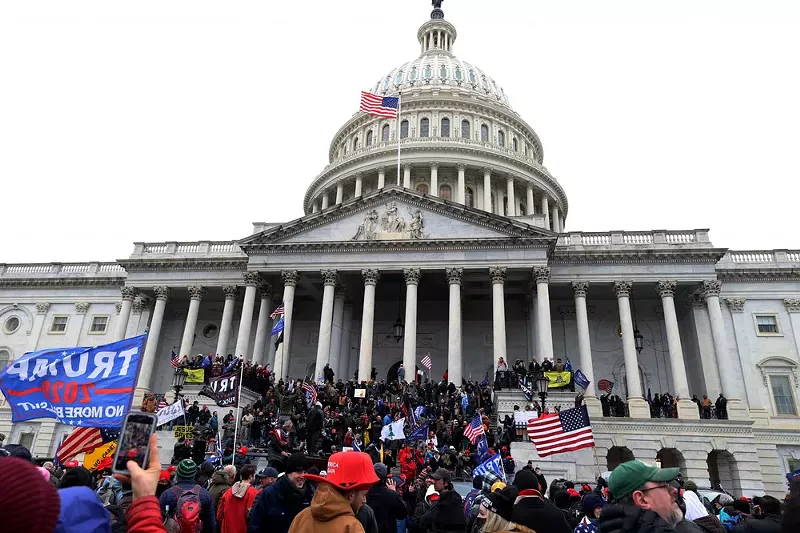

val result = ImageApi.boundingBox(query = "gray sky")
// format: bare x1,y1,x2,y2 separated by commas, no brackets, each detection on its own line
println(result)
2,1,799,263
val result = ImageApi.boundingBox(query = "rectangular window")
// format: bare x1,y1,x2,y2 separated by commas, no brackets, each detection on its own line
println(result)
755,315,780,335
770,375,797,415
49,316,69,334
18,432,35,451
89,316,109,334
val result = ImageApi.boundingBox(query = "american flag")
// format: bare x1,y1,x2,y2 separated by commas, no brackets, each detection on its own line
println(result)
360,91,399,119
527,405,595,457
56,427,103,462
420,354,432,370
270,303,285,319
302,381,317,405
170,350,179,369
157,396,167,410
598,379,614,394
464,414,485,444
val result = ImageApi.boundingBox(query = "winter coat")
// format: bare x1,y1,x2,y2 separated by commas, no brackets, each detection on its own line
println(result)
598,504,676,533
247,474,314,533
419,489,466,532
357,504,380,533
512,493,572,533
126,496,167,533
209,470,233,510
159,480,217,533
55,486,112,533
732,515,781,533
694,516,725,533
307,408,324,433
675,519,705,533
365,482,408,533
408,498,434,533
286,483,365,533
217,481,259,533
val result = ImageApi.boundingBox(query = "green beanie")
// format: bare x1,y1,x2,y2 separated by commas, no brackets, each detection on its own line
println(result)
177,459,197,480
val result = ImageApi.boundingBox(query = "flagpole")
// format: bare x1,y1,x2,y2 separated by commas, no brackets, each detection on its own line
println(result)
231,362,244,465
396,94,402,186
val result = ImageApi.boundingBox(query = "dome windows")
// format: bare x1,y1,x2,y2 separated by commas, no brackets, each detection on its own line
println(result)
439,184,452,200
440,65,448,79
416,183,429,195
481,124,489,142
424,65,433,80
383,76,391,90
366,130,373,147
395,71,404,85
400,120,409,139
461,120,470,139
481,75,489,90
455,67,463,81
441,118,450,137
420,118,430,137
381,124,390,142
468,70,477,84
465,187,475,207
498,130,505,147
512,138,518,152
353,137,360,151
410,67,418,81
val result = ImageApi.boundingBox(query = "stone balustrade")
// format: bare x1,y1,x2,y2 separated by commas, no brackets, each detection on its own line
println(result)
720,250,800,265
556,229,711,248
130,240,245,258
0,262,125,278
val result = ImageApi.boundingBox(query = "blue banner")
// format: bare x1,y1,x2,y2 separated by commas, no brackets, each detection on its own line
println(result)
574,369,590,390
473,453,505,481
475,434,490,463
405,423,428,443
0,335,146,427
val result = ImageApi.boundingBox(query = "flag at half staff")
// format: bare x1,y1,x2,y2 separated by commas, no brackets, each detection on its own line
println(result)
360,91,399,118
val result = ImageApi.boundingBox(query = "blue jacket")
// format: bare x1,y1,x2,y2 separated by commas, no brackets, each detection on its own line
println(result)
55,486,111,533
159,479,217,533
248,475,314,533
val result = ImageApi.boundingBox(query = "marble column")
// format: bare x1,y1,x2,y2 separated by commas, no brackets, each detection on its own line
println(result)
355,174,363,198
572,282,602,417
136,286,169,393
542,196,550,229
274,271,298,379
335,183,343,204
483,167,492,213
314,270,338,381
526,187,534,216
339,304,354,380
403,268,421,381
403,164,411,189
430,163,439,196
179,286,205,358
442,268,462,386
702,280,746,420
378,166,385,189
114,287,136,341
614,281,649,418
329,287,346,380
312,202,319,213
234,272,260,360
457,163,466,204
506,175,516,216
321,193,329,210
358,269,380,381
251,285,273,366
534,267,554,362
552,205,561,232
657,281,698,419
527,286,537,361
490,267,507,374
216,285,238,357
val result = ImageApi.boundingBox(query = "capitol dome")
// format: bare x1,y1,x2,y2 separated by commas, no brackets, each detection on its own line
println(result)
303,4,568,234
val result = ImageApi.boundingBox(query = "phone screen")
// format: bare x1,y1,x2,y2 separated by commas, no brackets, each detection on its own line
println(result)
114,414,155,472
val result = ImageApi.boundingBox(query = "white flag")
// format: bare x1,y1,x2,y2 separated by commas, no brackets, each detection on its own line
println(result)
380,418,406,441
156,400,185,426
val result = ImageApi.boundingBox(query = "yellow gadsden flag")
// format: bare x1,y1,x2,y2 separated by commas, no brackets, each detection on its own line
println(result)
84,441,117,471
544,371,572,388
185,368,205,383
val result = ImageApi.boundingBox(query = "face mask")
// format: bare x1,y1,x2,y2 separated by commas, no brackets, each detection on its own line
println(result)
475,518,486,530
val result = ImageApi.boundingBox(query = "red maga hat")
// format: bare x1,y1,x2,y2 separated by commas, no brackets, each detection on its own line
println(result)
303,451,379,492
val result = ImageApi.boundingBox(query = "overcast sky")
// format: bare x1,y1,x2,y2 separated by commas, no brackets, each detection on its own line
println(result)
2,1,799,263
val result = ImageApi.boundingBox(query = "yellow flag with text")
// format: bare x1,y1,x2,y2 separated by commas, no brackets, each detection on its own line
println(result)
84,441,117,471
544,371,572,388
185,369,205,383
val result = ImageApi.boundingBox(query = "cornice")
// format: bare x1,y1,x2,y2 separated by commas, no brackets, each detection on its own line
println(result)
716,269,800,282
245,237,552,255
552,248,727,265
593,420,754,436
0,277,126,289
118,259,248,272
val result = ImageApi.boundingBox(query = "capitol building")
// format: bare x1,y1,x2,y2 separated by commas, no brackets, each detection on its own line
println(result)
1,4,798,497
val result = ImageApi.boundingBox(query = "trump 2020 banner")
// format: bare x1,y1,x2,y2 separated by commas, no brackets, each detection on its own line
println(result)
199,371,241,408
0,335,146,427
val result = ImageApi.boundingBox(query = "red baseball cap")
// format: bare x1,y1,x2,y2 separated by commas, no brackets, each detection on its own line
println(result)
304,451,380,491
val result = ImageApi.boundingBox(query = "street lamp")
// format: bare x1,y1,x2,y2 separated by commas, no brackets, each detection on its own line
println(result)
634,328,644,355
535,371,550,414
392,317,405,343
172,367,188,402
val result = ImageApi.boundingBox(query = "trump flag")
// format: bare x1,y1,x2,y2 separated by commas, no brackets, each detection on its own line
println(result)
0,335,146,427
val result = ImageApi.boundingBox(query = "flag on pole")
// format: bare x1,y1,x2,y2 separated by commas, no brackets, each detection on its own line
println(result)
270,303,285,319
302,381,317,406
527,405,595,457
215,431,223,456
598,379,614,394
271,316,285,336
421,354,432,370
564,358,573,371
170,350,180,369
414,405,425,420
360,91,399,118
573,370,590,390
473,454,505,481
405,423,428,443
519,382,533,402
56,427,103,462
464,414,485,444
479,372,489,389
475,434,490,463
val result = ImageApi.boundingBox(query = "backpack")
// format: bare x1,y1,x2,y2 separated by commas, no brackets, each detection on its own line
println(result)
165,485,203,533
106,489,133,533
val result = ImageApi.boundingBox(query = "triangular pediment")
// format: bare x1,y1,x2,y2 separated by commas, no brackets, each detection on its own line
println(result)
240,186,556,249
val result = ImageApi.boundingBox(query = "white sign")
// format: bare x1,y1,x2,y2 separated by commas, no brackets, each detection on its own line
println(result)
513,411,539,427
354,388,366,398
380,418,406,441
157,400,185,426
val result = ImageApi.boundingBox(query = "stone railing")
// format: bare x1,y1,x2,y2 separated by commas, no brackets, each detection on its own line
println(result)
130,241,245,258
719,250,800,265
557,229,711,247
0,262,126,277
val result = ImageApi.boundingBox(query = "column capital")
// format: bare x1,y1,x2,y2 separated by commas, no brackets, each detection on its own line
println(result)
784,298,800,313
121,286,137,301
533,266,551,284
613,281,633,298
321,269,339,286
430,162,439,170
701,280,722,299
187,285,206,300
506,173,516,181
259,283,273,299
656,280,677,298
402,163,412,171
403,267,422,285
457,163,466,171
334,285,347,299
686,293,707,309
35,302,51,314
362,268,380,286
446,267,463,285
571,281,589,298
74,302,90,314
223,285,239,300
724,298,745,313
489,266,507,284
377,165,386,173
154,286,170,302
132,297,150,314
482,166,492,175
243,271,261,287
281,270,299,287
115,302,123,314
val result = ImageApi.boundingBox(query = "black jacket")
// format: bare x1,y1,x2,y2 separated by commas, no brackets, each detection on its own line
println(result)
357,503,380,533
694,516,725,533
733,514,781,533
307,407,324,433
419,490,466,532
599,504,676,533
512,494,572,533
675,519,705,533
366,483,408,533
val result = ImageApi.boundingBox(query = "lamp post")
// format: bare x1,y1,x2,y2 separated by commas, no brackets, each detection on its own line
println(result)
172,367,188,403
535,371,550,414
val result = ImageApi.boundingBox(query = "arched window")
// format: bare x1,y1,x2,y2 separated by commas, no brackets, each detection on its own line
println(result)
465,187,475,207
469,70,477,84
498,130,505,147
440,65,448,79
381,124,390,142
353,137,359,151
439,184,452,200
481,124,489,142
420,118,430,137
441,118,450,137
512,138,518,152
416,183,429,195
0,348,10,371
410,67,418,81
395,71,404,85
455,67,463,81
424,65,433,80
401,120,409,139
366,130,373,147
383,76,391,90
481,76,489,90
461,120,470,139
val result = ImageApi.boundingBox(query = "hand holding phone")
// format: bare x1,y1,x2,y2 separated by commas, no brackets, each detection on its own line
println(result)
112,412,158,476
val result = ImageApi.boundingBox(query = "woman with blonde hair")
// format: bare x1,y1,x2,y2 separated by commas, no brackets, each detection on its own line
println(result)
478,486,536,533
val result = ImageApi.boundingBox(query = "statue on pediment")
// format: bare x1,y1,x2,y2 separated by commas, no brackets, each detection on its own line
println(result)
409,208,425,239
352,209,379,240
352,203,427,241
381,201,407,233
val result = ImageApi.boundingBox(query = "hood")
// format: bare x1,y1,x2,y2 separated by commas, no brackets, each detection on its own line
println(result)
212,470,231,485
200,462,216,476
693,516,725,533
55,486,111,533
231,481,251,498
310,483,355,522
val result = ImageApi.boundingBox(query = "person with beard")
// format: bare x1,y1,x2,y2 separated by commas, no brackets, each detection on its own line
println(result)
248,452,314,533
419,468,466,532
599,460,683,533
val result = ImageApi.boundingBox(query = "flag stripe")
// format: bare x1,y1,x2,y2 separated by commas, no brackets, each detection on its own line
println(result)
360,91,398,118
526,405,595,458
57,427,103,461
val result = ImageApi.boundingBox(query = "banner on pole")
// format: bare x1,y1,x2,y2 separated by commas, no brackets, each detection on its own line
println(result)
156,400,185,426
0,335,146,427
199,372,241,408
185,369,204,383
544,371,572,388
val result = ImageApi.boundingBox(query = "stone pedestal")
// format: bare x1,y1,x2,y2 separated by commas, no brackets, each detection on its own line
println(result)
627,397,651,419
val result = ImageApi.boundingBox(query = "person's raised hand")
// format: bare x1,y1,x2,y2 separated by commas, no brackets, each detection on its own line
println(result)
128,433,161,501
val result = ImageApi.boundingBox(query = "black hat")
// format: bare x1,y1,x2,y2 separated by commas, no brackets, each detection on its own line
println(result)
485,487,518,521
285,452,310,473
430,468,451,482
513,469,539,491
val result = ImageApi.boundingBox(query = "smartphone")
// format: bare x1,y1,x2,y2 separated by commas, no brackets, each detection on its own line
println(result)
112,412,158,475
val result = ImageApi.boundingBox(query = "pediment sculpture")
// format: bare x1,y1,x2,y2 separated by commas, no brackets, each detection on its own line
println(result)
352,202,426,241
